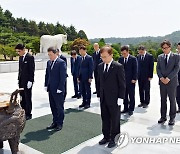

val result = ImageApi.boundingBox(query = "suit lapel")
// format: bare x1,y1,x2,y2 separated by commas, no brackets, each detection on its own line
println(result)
166,53,173,69
104,61,114,80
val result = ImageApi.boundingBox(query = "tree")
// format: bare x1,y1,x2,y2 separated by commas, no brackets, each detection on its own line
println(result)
31,38,40,55
71,38,90,53
98,38,105,47
77,30,88,40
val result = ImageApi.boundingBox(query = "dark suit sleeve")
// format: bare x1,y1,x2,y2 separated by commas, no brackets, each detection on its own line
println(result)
97,64,101,97
28,56,35,82
58,61,67,91
148,55,154,78
132,58,138,80
45,61,49,87
70,57,73,74
156,56,163,78
117,64,126,99
167,54,180,80
88,57,94,79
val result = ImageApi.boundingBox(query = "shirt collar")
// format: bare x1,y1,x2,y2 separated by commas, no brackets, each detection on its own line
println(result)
23,51,28,57
124,54,130,60
164,51,171,56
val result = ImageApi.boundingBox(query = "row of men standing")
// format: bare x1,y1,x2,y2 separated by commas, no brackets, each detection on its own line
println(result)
70,43,154,116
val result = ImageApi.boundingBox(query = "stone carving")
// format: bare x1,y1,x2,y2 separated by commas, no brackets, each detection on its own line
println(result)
40,34,67,53
0,89,26,154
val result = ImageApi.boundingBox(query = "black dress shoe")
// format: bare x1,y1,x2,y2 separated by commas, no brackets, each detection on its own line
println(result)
71,95,77,98
79,103,85,108
77,96,81,99
121,110,128,113
143,104,148,108
55,125,63,131
177,109,180,113
93,92,97,94
26,115,32,120
99,138,109,145
128,111,133,116
158,118,167,124
84,105,90,109
168,119,175,126
46,123,57,129
107,140,116,148
138,104,143,107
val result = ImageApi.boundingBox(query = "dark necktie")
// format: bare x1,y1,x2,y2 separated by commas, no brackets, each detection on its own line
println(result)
141,55,144,61
19,56,23,65
103,64,109,78
50,60,54,70
124,58,127,65
165,54,168,66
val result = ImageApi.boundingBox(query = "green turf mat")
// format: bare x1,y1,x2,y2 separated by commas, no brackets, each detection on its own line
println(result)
21,108,126,154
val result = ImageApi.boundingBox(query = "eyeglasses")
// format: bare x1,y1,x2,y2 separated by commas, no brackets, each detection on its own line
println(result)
162,47,170,50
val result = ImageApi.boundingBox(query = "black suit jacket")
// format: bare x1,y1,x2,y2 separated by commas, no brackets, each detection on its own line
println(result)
60,55,68,77
70,55,81,77
97,61,126,106
78,54,94,81
18,52,35,87
92,51,102,72
137,53,154,81
118,55,138,85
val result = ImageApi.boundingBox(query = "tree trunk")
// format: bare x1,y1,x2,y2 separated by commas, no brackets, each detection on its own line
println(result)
3,54,7,60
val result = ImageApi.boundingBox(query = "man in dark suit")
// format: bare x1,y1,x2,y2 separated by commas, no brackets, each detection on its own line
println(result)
77,45,93,109
118,46,138,116
92,43,102,94
45,47,67,131
157,40,180,125
15,44,35,120
97,45,126,148
137,45,154,108
56,49,68,101
176,42,180,113
70,50,81,99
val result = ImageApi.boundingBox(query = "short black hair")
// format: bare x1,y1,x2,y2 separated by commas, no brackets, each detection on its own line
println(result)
71,50,77,55
160,40,171,48
121,45,129,52
15,44,25,50
79,45,86,50
47,47,57,54
177,42,180,46
138,45,146,50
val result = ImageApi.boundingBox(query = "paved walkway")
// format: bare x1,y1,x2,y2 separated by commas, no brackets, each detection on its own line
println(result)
0,59,180,154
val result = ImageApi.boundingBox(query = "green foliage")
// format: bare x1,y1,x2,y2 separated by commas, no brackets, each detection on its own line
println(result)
111,43,121,52
112,48,120,61
77,30,88,40
61,41,73,52
0,5,88,41
0,44,17,60
71,38,90,53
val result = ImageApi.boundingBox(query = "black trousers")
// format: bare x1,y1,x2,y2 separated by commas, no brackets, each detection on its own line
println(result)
138,79,150,105
124,83,135,111
176,85,180,109
49,91,64,126
73,75,81,96
94,70,99,92
160,84,177,119
0,141,3,148
19,82,32,117
100,97,121,141
80,80,91,105
64,80,67,101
